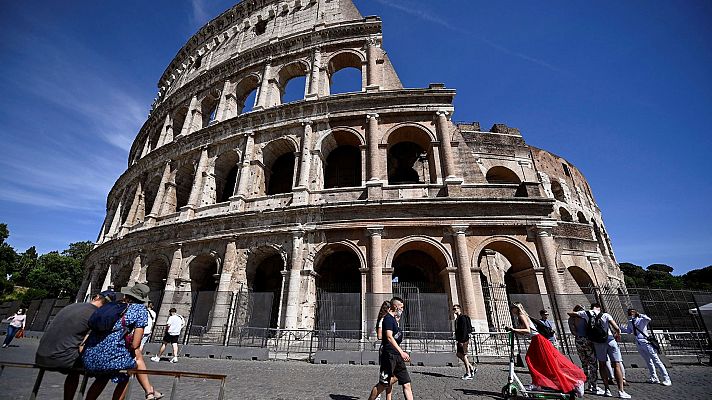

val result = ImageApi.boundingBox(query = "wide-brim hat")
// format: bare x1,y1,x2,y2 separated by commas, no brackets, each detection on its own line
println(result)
121,283,150,303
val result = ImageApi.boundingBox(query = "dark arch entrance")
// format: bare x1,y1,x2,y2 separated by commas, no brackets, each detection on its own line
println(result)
315,250,362,334
324,145,361,188
250,254,284,329
188,254,219,330
267,153,295,195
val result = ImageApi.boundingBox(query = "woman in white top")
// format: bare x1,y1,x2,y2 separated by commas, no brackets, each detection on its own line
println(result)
3,308,26,348
506,302,585,397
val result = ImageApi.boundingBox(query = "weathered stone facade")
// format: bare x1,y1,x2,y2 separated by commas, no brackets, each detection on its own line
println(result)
78,0,625,332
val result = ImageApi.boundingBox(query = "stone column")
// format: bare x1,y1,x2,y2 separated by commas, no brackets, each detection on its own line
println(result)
102,257,118,291
255,62,272,110
146,161,172,226
215,79,237,121
165,244,183,292
366,113,380,182
450,226,478,317
183,146,209,218
128,251,143,284
180,95,201,136
284,230,305,329
366,37,380,89
435,110,458,181
121,182,144,235
531,224,565,295
296,120,313,189
232,132,255,210
367,226,384,293
444,267,460,308
306,48,321,99
76,267,94,302
106,200,123,239
157,114,173,148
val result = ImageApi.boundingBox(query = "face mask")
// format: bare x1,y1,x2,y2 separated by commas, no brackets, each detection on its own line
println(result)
396,309,403,318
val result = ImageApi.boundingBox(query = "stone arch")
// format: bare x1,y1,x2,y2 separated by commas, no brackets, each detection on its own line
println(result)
145,255,170,293
567,265,596,294
113,262,133,290
119,185,138,227
559,207,573,222
313,242,365,293
235,73,261,114
577,211,587,224
591,221,608,256
261,137,298,195
486,166,521,184
200,87,221,128
326,50,364,94
142,171,163,217
550,179,566,203
214,149,241,203
277,60,309,105
188,252,220,329
320,129,363,189
384,124,437,185
473,237,540,292
385,236,454,293
246,245,287,329
174,161,196,211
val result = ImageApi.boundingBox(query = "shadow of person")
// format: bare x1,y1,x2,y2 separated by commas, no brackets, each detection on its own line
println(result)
329,395,359,400
454,388,502,399
412,371,453,378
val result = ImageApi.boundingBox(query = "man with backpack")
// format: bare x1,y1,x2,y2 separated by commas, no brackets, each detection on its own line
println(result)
622,308,671,386
151,307,185,363
35,290,115,400
569,303,630,399
568,305,603,395
453,304,476,380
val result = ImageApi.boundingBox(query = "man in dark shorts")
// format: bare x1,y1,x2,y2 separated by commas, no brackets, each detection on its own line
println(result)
151,307,184,363
453,304,476,380
35,290,115,400
368,297,414,400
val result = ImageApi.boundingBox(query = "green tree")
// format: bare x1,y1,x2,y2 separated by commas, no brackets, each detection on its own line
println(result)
14,246,38,286
0,224,18,295
682,266,712,290
647,264,674,274
28,251,84,298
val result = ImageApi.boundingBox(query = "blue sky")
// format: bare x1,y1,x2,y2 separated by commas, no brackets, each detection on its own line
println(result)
0,1,710,274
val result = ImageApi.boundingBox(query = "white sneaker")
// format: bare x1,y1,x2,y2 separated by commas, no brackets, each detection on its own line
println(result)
170,357,178,363
604,389,613,397
647,377,659,384
150,356,160,362
661,379,672,386
463,373,473,380
618,391,631,399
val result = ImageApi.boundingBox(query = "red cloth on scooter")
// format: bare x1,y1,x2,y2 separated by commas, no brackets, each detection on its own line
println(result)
525,334,586,394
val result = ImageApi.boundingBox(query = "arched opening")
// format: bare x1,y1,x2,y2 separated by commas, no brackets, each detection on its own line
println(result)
577,211,587,224
188,254,219,329
248,254,284,329
214,151,240,203
145,258,169,309
113,264,132,291
551,179,566,202
267,153,295,195
559,207,573,222
314,249,362,333
172,106,189,136
278,62,308,105
386,126,435,185
201,89,221,128
477,240,540,330
486,166,521,184
592,221,608,256
174,162,196,211
119,186,137,226
143,174,162,216
147,129,161,153
327,52,363,95
568,266,596,295
236,75,260,114
324,146,361,188
392,250,446,293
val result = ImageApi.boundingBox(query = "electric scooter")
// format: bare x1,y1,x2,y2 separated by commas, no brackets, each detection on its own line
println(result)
501,330,575,400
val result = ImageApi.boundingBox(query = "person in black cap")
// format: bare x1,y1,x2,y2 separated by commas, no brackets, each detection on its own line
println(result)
83,283,163,400
35,290,115,400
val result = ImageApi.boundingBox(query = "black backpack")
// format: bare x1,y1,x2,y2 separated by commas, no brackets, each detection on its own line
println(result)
586,311,609,343
88,302,129,333
531,318,555,339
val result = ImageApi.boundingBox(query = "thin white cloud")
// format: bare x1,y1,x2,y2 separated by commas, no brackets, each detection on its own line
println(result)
374,0,569,75
190,0,212,30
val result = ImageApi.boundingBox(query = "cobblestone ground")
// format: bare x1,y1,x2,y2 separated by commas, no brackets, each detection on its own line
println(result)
1,338,710,399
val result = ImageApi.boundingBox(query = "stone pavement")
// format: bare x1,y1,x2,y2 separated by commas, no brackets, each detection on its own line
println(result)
1,338,710,399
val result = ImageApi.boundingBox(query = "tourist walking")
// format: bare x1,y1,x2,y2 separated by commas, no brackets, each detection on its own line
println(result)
140,301,156,353
83,283,163,400
506,302,585,397
367,297,413,400
2,308,26,348
151,307,184,363
568,305,603,395
373,301,393,400
453,304,476,380
622,308,671,386
36,290,115,400
568,303,630,398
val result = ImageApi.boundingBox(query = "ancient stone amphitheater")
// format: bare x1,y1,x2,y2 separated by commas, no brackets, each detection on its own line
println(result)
78,0,624,336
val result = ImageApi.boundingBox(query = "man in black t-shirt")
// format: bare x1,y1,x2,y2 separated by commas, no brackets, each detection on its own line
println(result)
453,304,476,380
368,297,414,400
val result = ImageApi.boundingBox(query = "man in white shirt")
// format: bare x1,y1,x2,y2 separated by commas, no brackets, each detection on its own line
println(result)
622,308,671,386
151,307,185,363
140,302,157,353
568,303,630,399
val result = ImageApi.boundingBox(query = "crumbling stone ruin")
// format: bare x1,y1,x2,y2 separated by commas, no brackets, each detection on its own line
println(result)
78,0,624,332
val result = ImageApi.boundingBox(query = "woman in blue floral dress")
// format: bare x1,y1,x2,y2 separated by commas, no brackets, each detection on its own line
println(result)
83,283,163,400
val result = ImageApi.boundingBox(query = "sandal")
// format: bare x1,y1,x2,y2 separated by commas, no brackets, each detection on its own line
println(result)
146,390,164,400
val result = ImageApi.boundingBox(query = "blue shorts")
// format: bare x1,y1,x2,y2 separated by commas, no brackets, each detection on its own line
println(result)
593,337,622,363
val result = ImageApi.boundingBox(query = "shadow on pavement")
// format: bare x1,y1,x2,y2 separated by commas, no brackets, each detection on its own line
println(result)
454,388,502,399
413,371,453,378
329,395,359,400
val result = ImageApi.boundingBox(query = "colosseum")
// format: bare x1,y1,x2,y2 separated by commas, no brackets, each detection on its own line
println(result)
78,0,625,339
